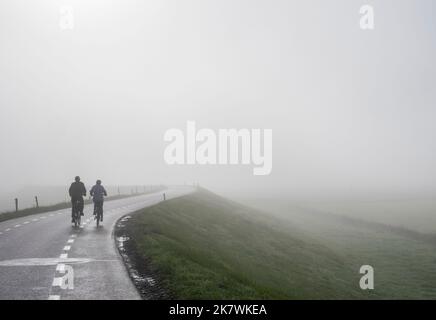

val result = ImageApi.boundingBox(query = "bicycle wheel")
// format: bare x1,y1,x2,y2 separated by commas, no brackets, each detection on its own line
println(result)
72,203,77,227
74,212,78,227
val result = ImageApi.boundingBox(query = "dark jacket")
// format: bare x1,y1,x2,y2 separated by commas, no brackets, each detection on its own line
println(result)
69,181,86,198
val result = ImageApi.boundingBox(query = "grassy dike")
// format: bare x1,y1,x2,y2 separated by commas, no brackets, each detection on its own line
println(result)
122,189,372,299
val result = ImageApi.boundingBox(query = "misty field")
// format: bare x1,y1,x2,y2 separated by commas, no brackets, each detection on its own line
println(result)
124,189,436,299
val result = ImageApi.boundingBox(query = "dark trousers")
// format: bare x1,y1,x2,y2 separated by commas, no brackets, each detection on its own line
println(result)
71,196,84,217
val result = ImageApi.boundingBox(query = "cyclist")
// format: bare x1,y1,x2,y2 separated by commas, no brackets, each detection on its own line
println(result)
90,180,107,222
69,176,86,223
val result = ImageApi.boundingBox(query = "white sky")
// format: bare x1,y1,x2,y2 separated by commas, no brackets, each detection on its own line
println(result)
0,0,435,198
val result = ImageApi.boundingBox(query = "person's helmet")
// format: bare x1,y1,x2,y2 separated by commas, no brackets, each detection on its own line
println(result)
75,176,80,182
96,180,102,185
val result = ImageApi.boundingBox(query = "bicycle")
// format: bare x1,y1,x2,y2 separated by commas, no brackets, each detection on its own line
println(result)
94,201,103,227
72,199,81,227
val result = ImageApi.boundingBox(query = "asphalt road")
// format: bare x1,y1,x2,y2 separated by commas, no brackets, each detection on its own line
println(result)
0,186,194,300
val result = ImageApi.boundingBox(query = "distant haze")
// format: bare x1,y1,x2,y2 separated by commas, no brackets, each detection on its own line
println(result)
1,0,435,200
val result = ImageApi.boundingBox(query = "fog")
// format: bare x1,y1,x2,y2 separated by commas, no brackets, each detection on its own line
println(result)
1,0,435,207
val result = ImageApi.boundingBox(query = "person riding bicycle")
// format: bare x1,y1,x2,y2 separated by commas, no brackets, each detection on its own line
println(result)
69,176,86,223
90,180,107,222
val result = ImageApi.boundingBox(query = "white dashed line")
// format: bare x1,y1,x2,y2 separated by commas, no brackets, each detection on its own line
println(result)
5,228,11,232
49,227,79,300
14,225,21,228
40,216,46,219
56,264,66,272
32,219,38,222
58,212,62,215
23,221,29,224
49,214,54,217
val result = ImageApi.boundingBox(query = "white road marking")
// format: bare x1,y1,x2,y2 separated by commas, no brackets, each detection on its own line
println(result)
32,218,38,222
52,277,63,287
5,228,11,232
56,264,66,272
40,216,46,219
67,239,74,244
14,224,21,228
0,257,92,266
58,212,62,215
48,295,60,300
60,253,68,259
23,221,29,224
63,246,71,251
70,234,77,238
49,214,54,217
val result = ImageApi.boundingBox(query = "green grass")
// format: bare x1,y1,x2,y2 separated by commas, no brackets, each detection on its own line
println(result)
125,189,386,299
221,196,436,299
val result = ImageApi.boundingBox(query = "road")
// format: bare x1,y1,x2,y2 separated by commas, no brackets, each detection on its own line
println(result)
0,186,194,300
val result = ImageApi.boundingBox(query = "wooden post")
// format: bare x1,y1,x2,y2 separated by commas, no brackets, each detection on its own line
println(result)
15,198,18,212
35,196,39,208
163,193,166,201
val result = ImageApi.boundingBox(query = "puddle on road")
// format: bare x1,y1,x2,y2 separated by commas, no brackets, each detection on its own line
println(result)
116,236,130,250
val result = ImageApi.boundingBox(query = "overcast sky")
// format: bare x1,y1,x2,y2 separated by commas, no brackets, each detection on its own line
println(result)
0,0,435,198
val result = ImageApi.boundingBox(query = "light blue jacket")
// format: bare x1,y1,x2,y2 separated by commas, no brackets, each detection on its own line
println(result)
90,184,107,202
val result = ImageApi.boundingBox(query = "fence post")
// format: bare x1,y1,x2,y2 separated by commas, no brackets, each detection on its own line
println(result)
35,196,39,208
163,193,166,201
15,198,18,212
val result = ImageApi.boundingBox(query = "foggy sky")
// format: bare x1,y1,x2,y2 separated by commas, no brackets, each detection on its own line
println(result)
0,0,435,198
